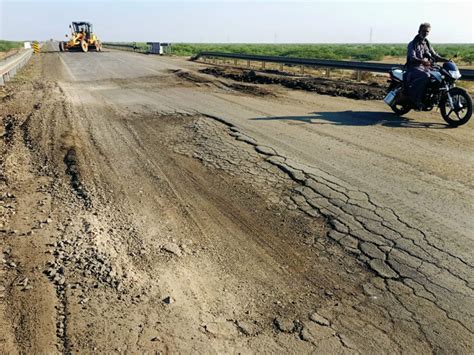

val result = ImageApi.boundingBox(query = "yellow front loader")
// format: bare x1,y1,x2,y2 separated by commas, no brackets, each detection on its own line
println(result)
59,22,102,52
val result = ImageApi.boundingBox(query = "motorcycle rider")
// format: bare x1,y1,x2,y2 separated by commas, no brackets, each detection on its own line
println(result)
406,23,448,110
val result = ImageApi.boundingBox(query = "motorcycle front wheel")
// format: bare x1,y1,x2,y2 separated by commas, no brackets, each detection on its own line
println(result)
440,87,473,127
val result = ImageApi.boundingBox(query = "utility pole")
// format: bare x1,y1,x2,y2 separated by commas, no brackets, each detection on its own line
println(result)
369,27,373,43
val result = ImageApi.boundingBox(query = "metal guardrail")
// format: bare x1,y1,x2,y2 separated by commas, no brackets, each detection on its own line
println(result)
193,52,474,81
103,42,171,55
102,42,147,53
0,49,34,86
103,43,135,49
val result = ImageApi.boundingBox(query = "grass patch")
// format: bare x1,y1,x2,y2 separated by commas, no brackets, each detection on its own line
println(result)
105,42,474,65
173,43,474,64
0,40,23,52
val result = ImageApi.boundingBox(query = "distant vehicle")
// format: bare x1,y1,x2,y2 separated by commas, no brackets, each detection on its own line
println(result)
59,22,102,53
384,60,472,127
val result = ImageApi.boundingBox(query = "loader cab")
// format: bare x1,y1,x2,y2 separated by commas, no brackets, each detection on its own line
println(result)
71,22,93,39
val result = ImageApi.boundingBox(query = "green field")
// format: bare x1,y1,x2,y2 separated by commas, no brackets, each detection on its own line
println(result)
0,40,23,52
122,42,473,64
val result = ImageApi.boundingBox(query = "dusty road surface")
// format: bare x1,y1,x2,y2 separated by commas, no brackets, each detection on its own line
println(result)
1,43,473,353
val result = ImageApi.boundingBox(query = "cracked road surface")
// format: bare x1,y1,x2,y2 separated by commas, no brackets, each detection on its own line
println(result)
1,43,473,353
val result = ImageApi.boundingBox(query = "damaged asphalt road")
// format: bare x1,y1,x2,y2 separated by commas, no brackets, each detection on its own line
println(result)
0,43,473,353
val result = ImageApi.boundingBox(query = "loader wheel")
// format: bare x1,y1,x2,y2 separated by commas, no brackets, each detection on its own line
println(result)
80,40,88,52
59,41,64,52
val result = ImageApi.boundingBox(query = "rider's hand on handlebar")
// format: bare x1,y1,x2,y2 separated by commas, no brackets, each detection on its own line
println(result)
422,58,431,67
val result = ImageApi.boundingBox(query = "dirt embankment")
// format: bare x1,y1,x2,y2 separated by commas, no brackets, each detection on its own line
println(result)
200,67,388,100
0,48,21,61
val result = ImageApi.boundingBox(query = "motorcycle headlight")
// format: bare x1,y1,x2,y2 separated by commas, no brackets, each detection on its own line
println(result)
449,70,462,80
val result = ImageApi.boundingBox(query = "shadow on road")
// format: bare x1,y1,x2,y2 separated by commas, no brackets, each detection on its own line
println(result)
52,50,106,54
251,110,450,129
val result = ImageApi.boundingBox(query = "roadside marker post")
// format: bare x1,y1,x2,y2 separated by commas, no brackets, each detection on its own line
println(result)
33,42,40,54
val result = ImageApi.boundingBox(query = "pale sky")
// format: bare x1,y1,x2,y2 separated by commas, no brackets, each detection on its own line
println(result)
1,0,473,43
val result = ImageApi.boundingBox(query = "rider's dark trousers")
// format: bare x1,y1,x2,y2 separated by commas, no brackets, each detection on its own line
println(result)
406,67,430,105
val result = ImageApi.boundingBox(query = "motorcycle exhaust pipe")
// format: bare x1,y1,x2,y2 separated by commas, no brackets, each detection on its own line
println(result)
384,88,400,106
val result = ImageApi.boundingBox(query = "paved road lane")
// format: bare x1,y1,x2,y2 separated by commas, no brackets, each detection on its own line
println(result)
53,45,474,351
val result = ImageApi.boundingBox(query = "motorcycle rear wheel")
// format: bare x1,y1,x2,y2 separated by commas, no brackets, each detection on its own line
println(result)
391,103,411,116
440,87,473,127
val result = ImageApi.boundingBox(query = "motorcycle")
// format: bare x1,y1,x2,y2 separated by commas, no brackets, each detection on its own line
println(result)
384,61,472,127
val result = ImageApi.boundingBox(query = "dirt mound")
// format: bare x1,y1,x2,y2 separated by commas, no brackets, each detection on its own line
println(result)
171,69,274,96
170,69,213,84
200,67,387,100
222,82,274,96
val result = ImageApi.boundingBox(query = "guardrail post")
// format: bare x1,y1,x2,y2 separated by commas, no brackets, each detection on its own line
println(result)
300,65,304,74
262,62,266,70
280,64,283,72
357,70,362,81
326,68,330,78
247,60,250,68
